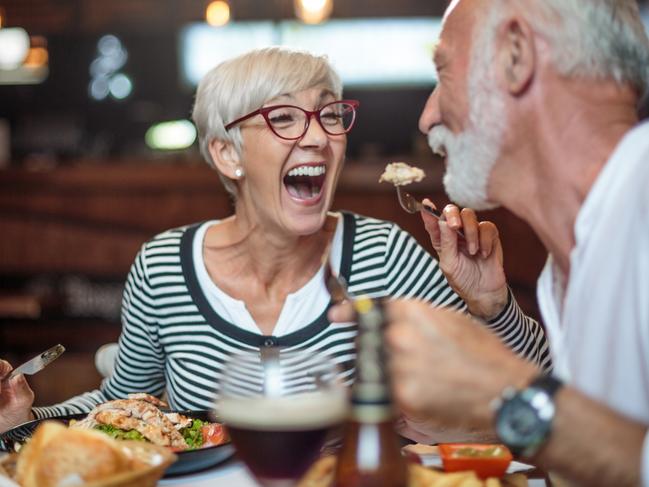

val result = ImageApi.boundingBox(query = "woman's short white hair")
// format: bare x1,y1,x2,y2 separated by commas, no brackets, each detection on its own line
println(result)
192,47,343,197
493,0,649,101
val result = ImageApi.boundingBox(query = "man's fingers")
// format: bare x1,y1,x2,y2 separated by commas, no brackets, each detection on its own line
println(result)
327,301,355,323
386,299,433,325
385,321,417,353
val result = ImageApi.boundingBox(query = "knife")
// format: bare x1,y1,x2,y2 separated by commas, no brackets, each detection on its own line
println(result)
3,344,66,381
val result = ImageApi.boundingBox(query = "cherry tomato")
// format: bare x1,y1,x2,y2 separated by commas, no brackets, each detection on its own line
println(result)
201,423,228,447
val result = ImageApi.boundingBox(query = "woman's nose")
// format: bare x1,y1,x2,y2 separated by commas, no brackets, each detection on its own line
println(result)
418,87,441,134
298,114,328,147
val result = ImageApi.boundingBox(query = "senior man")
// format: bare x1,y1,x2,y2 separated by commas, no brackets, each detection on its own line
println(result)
371,0,649,486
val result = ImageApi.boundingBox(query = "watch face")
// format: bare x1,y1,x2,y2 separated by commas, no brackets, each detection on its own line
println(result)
496,396,548,448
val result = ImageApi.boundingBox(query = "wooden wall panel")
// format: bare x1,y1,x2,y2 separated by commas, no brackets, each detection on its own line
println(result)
0,163,233,276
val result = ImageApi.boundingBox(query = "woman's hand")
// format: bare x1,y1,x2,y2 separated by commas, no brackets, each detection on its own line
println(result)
422,200,508,320
0,359,35,433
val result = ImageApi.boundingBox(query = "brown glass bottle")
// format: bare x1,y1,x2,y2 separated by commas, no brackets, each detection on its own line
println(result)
333,296,408,487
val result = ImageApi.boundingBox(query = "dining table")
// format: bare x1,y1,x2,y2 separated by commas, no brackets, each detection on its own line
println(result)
157,457,550,487
159,457,259,487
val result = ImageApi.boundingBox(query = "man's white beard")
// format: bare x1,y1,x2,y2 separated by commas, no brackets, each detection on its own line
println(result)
427,32,506,211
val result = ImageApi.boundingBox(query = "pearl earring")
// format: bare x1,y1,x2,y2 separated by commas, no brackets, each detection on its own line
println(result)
234,167,244,178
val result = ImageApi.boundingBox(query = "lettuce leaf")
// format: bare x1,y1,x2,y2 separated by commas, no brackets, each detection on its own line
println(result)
94,423,145,441
180,419,205,450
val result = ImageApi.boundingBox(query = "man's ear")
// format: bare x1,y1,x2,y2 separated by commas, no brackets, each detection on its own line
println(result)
208,138,241,179
496,17,535,95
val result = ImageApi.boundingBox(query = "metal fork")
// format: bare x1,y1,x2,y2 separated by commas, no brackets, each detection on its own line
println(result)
395,186,465,239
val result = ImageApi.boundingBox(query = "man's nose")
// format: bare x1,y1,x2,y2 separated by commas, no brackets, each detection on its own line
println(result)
418,87,441,134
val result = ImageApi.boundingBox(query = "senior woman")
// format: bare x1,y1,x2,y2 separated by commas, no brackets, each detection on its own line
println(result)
0,47,550,432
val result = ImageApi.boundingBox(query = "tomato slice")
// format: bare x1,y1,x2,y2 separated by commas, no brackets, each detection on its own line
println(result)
201,423,228,447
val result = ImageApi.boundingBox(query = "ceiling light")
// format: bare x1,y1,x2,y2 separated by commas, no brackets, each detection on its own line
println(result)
145,120,197,150
89,76,110,100
206,1,231,27
98,35,122,56
23,36,48,69
294,0,333,24
0,27,30,70
108,73,133,100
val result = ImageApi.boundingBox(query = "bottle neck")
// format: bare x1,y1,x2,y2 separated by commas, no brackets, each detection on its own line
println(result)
350,297,394,422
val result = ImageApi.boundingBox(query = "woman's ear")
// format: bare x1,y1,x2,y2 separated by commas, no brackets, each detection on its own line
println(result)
495,17,535,95
208,139,242,179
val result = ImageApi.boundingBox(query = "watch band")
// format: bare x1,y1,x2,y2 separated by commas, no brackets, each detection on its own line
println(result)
529,374,563,397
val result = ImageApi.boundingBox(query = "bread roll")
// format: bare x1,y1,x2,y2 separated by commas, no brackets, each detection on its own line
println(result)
16,422,130,487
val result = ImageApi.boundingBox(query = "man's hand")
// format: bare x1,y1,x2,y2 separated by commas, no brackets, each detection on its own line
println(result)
422,201,508,319
328,300,354,323
385,300,537,431
0,359,36,433
396,412,499,445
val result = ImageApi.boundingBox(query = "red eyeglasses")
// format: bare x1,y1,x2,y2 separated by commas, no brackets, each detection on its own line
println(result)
224,100,359,140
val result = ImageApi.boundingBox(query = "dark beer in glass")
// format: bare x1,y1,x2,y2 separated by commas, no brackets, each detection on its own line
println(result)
218,350,346,487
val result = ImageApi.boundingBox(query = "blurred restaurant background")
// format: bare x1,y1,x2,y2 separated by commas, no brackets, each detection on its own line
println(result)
1,0,649,405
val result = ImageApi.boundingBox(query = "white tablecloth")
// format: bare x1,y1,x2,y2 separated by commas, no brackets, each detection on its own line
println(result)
159,460,260,487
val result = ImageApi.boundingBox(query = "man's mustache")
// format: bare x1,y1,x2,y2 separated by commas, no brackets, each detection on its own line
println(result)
427,126,451,158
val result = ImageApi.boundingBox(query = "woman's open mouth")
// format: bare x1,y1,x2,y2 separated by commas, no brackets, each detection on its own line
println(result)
283,164,326,202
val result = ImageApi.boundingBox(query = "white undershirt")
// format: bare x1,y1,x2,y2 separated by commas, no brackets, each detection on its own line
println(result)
193,214,344,336
536,121,649,486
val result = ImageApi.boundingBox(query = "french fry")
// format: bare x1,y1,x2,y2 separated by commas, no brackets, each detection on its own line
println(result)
434,471,476,487
299,456,524,487
459,475,486,487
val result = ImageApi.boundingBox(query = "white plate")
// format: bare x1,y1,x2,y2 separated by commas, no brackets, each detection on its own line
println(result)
414,451,534,473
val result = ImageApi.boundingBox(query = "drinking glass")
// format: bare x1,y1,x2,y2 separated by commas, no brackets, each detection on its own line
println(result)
217,348,347,487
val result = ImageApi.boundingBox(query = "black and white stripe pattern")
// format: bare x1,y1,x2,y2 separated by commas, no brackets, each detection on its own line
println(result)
34,212,551,419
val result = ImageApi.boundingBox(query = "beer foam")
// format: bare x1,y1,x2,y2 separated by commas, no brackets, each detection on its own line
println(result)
218,390,348,430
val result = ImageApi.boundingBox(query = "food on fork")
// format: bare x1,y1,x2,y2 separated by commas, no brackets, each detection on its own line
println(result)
379,162,425,186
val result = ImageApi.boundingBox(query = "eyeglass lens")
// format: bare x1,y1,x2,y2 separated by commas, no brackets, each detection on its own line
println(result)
266,102,356,139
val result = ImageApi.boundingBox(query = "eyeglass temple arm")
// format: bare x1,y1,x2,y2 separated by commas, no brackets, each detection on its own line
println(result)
224,109,262,131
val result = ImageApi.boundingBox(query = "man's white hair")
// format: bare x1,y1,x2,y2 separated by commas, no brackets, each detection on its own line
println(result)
191,47,342,198
429,4,506,210
500,0,649,100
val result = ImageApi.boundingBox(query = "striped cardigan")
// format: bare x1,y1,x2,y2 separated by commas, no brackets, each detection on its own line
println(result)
34,212,551,418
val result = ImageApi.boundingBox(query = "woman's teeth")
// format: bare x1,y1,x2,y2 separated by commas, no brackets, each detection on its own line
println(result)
284,165,326,200
286,165,326,177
